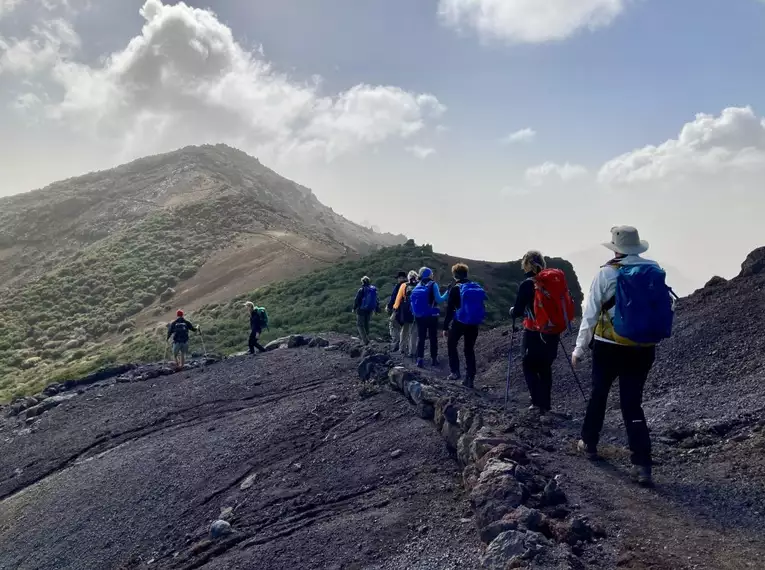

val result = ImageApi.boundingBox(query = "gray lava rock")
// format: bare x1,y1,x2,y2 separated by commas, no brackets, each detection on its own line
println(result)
358,354,390,382
264,337,290,351
542,479,567,506
209,520,232,539
704,275,727,288
471,459,526,528
740,246,765,277
308,336,330,348
481,530,550,569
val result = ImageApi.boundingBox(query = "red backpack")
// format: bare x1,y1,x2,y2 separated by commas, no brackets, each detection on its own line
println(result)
524,269,575,335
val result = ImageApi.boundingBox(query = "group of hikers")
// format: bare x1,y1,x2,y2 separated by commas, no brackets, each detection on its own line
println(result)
352,264,486,388
166,226,674,487
351,226,675,487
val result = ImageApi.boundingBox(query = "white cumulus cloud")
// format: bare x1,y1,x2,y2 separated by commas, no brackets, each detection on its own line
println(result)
501,127,536,144
438,0,626,44
406,145,436,159
7,0,445,164
599,106,765,185
525,161,589,186
0,18,79,74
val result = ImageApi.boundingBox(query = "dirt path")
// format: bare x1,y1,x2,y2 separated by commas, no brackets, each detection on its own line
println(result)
473,326,765,570
0,345,480,570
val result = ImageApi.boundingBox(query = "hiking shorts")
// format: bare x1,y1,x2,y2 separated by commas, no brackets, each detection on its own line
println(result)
172,342,189,357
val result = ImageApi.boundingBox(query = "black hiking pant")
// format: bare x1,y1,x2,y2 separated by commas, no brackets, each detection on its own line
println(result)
521,330,559,413
416,316,439,361
581,341,656,466
448,321,479,379
248,331,265,354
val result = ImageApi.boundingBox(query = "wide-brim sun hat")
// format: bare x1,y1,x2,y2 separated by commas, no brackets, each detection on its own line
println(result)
603,226,649,255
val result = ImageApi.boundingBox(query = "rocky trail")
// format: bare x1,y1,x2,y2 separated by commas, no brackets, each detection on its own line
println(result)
1,250,765,570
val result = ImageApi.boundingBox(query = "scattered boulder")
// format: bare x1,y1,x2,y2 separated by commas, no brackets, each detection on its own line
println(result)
209,520,232,539
481,530,551,569
441,421,463,452
349,346,363,358
308,336,330,348
388,367,411,392
471,459,526,528
740,246,765,277
240,474,257,490
704,275,727,288
43,383,63,397
479,506,548,545
390,449,403,459
264,337,290,351
542,479,567,507
219,507,234,522
358,354,390,382
287,335,308,349
22,394,76,419
549,516,599,546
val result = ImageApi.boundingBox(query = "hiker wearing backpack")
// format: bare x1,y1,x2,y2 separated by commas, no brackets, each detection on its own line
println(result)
245,301,268,354
353,276,379,345
572,226,676,488
393,270,419,357
509,251,575,415
410,267,448,368
166,310,199,369
387,271,408,351
443,263,487,388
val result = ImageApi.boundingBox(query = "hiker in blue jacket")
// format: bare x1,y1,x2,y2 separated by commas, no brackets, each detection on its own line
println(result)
353,276,379,345
410,267,448,368
443,263,486,388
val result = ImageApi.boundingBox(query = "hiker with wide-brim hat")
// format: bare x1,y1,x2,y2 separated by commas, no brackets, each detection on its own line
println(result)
572,226,677,488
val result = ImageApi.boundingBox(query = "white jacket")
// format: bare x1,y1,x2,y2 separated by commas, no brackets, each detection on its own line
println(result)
573,255,660,359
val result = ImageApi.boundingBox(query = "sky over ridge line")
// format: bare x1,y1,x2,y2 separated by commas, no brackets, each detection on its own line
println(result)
1,0,764,293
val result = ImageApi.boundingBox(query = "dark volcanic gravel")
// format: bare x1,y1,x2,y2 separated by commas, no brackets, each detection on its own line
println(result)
0,347,480,570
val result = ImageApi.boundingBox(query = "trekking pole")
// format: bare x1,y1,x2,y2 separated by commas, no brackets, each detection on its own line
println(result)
505,320,516,411
559,337,587,402
199,327,208,360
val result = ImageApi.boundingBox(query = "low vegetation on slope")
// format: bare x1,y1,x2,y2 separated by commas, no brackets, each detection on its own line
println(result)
0,145,405,400
0,233,580,401
156,243,582,359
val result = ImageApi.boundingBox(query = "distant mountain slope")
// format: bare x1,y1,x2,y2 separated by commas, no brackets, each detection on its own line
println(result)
118,243,582,363
0,145,405,398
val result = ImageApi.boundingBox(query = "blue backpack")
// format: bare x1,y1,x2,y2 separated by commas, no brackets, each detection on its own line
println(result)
609,264,676,344
456,281,486,325
360,285,378,312
410,282,437,319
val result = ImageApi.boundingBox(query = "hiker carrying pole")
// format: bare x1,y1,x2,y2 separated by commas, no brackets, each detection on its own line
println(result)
509,251,576,416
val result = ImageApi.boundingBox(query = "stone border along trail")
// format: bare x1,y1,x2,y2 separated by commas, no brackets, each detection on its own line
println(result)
2,330,764,569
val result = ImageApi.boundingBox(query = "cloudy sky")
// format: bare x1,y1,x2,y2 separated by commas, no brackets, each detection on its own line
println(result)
2,0,764,293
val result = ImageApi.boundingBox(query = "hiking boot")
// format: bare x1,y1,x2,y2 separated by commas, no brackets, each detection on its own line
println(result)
462,376,475,389
431,358,440,367
577,439,598,461
630,465,654,487
447,372,461,381
416,358,424,369
528,404,540,413
391,342,400,353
